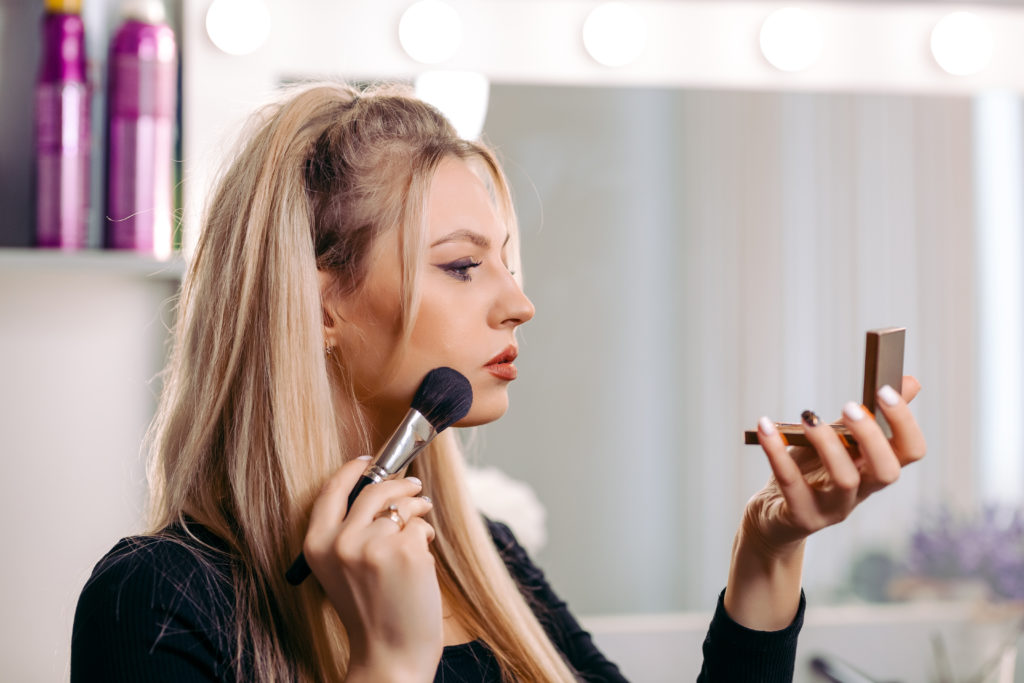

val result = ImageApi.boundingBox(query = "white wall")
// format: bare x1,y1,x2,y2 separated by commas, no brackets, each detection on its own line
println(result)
0,257,179,681
0,1,182,680
584,600,1024,682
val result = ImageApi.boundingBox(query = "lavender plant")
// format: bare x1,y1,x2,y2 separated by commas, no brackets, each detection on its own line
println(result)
909,506,1024,600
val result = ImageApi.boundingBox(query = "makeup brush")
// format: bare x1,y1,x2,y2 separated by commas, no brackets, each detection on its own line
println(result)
286,367,473,585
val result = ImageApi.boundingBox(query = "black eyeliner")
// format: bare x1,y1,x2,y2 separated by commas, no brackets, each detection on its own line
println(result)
435,257,481,282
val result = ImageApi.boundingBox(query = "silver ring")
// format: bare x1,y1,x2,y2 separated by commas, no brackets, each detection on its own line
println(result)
374,503,406,531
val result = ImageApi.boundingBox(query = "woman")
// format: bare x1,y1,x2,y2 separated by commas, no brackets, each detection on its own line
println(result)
71,82,925,682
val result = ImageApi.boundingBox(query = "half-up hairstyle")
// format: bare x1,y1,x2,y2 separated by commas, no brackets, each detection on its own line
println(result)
145,81,575,681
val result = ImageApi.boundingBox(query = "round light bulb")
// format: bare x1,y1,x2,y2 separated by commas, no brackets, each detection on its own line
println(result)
759,7,823,73
931,11,993,76
399,0,463,65
582,2,648,68
205,0,272,56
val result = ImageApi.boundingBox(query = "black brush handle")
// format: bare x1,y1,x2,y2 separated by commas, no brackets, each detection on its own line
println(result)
285,474,376,585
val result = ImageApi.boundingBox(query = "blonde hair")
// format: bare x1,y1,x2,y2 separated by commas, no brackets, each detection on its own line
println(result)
146,82,576,682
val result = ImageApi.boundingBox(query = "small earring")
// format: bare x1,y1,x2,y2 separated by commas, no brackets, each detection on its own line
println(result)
325,343,334,356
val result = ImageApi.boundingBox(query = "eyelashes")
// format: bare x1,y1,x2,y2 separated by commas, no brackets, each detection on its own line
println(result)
436,257,482,282
434,256,517,282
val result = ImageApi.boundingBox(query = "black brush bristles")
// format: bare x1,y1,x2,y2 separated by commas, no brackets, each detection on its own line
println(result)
284,367,472,586
411,367,473,432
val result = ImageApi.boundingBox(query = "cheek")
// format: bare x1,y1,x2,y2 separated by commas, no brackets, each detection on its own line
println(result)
355,312,463,408
408,302,460,347
403,305,470,373
336,301,404,392
372,291,514,425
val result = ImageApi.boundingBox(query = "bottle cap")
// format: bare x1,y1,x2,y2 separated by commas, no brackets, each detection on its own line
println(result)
120,0,167,24
45,0,82,12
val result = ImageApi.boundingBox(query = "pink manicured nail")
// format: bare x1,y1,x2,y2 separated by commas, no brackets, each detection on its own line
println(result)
878,384,900,407
758,416,777,436
406,476,422,487
356,455,372,461
844,402,866,421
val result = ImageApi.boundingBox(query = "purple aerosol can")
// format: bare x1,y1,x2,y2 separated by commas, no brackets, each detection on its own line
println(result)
35,0,90,249
105,0,176,258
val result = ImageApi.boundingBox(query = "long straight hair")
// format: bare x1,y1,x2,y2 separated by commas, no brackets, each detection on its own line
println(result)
145,82,577,682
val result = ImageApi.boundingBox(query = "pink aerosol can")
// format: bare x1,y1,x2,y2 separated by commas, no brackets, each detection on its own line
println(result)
105,0,176,257
35,0,90,249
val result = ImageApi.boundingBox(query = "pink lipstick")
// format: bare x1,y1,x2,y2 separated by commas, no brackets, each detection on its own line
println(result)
485,345,518,381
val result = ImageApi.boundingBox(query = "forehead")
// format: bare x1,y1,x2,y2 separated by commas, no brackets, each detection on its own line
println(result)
426,157,502,241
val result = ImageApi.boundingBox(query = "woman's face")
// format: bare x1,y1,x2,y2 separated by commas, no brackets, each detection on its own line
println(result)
327,156,535,434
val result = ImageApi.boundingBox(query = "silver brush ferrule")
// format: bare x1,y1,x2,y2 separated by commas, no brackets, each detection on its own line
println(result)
363,409,437,480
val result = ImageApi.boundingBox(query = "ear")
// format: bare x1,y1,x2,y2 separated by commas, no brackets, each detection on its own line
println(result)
318,270,342,351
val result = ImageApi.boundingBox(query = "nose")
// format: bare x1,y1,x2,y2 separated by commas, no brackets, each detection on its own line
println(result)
494,271,535,328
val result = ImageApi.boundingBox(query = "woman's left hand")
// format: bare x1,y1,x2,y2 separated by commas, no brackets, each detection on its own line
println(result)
724,376,926,630
749,375,925,551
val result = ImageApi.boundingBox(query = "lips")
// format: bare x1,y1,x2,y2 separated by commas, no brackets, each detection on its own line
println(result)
486,346,518,366
485,345,518,381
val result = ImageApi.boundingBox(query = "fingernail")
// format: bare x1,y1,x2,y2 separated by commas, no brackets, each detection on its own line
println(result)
878,384,900,407
758,416,777,436
406,476,422,487
844,402,866,421
421,495,432,505
801,410,821,427
356,455,372,461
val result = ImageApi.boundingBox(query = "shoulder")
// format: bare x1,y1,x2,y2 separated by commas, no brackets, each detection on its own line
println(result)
484,519,629,681
484,517,517,550
78,526,233,617
72,526,236,681
484,518,528,568
484,518,547,591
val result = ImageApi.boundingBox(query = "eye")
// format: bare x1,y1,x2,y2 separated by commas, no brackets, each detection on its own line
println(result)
436,257,482,282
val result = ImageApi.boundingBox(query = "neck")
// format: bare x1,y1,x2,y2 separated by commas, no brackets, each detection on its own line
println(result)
362,403,411,458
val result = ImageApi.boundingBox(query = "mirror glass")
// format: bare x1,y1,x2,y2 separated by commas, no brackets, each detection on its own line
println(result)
473,82,1000,615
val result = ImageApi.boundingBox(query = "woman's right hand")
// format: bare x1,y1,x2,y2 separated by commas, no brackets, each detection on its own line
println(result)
302,456,442,681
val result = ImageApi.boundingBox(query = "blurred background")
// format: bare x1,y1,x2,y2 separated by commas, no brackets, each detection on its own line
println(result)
3,0,1024,680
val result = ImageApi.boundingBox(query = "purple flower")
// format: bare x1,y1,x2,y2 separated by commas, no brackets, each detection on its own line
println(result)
907,506,1024,599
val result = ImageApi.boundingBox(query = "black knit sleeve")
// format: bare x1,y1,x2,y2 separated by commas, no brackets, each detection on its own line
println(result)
71,534,237,683
487,519,805,683
697,588,805,682
486,519,628,682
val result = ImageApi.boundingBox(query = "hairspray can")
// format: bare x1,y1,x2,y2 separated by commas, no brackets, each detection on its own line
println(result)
105,0,176,258
35,0,90,249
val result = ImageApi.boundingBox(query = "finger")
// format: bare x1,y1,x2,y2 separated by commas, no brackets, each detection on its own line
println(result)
346,476,425,525
371,503,409,533
307,455,373,537
876,384,927,465
404,516,436,544
757,417,816,512
900,375,921,403
840,402,901,486
371,496,435,534
393,495,434,523
798,410,862,492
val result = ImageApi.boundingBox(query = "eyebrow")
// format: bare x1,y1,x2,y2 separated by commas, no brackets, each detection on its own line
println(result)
430,229,512,249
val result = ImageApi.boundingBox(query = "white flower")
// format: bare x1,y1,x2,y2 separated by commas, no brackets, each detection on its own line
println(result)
465,466,547,555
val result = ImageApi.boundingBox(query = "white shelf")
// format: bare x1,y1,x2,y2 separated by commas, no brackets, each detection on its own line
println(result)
0,248,185,280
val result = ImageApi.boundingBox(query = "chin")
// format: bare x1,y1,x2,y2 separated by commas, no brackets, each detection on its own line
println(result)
453,396,509,428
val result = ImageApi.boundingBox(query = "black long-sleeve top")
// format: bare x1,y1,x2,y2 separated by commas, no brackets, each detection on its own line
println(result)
71,520,804,681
